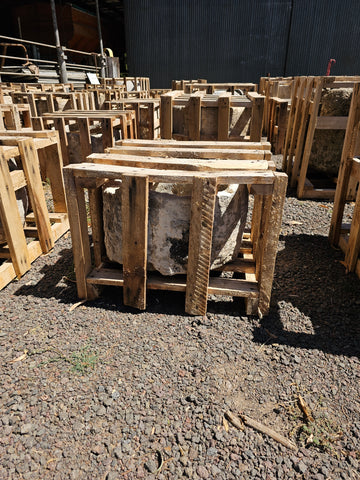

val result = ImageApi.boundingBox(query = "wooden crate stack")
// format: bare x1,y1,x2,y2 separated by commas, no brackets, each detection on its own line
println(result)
38,110,137,165
282,75,360,199
0,134,68,290
63,139,286,317
329,82,360,277
160,90,264,142
259,77,293,154
105,99,160,139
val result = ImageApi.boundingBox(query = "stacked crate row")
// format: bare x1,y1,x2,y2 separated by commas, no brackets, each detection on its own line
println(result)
0,76,288,317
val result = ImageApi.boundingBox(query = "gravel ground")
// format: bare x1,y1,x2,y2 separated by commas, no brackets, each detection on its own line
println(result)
1,162,360,479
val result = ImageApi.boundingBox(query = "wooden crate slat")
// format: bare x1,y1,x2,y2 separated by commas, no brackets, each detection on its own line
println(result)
185,177,217,316
17,138,54,253
121,175,149,310
0,152,30,277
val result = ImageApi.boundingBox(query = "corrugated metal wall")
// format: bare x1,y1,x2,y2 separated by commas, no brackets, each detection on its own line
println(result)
124,0,360,88
285,0,360,76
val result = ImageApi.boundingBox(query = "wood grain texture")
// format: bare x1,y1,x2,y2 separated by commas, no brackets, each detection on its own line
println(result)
18,138,54,253
185,177,217,315
121,175,149,310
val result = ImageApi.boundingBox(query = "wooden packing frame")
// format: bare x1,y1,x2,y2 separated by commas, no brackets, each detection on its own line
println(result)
0,103,32,130
11,91,96,117
160,91,264,142
101,77,150,93
37,110,137,165
329,82,360,277
283,76,360,199
172,79,207,90
265,97,289,154
150,89,171,99
259,76,293,138
105,99,161,139
63,153,287,317
0,135,68,290
184,83,258,94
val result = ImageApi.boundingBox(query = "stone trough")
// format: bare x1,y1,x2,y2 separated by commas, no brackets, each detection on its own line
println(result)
309,88,352,176
103,181,249,276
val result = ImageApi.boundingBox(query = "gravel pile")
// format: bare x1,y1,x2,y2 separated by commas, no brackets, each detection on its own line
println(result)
0,169,359,479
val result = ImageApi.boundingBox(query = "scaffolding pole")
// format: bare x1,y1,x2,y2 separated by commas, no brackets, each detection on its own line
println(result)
50,0,68,83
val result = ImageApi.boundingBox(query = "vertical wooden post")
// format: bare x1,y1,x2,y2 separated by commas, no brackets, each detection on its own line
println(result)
185,176,217,316
121,175,149,310
101,118,114,151
0,152,30,277
257,173,287,316
53,117,70,165
18,138,54,253
345,181,360,271
329,82,360,246
217,93,230,141
78,118,92,161
249,93,265,142
188,95,201,141
297,77,323,196
160,94,173,139
63,168,97,299
89,185,105,267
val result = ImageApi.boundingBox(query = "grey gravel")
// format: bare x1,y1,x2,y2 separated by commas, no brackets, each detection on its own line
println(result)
0,162,359,479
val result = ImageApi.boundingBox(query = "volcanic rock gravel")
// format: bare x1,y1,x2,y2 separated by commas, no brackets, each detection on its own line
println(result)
0,161,359,479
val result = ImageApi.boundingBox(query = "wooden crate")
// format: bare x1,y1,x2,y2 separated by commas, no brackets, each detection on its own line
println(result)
266,97,289,154
63,152,287,317
101,76,150,93
37,110,137,165
0,136,68,290
150,89,171,98
172,79,207,90
160,91,264,142
105,99,160,139
0,129,67,213
0,103,32,130
259,76,293,137
108,139,273,168
329,82,360,277
184,83,258,94
283,76,360,199
11,91,96,116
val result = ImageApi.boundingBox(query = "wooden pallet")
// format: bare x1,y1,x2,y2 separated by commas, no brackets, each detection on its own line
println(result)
283,76,360,199
0,136,68,290
329,82,360,277
160,91,264,142
38,110,137,165
63,154,286,317
105,99,160,139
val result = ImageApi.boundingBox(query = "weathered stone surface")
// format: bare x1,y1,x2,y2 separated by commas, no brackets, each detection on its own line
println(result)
172,103,249,140
103,182,248,276
309,88,352,176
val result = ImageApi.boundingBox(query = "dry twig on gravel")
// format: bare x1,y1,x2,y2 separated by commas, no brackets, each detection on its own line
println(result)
225,410,298,451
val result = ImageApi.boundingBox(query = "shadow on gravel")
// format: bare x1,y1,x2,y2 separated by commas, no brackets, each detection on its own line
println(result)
253,233,360,358
13,247,78,305
13,246,248,316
